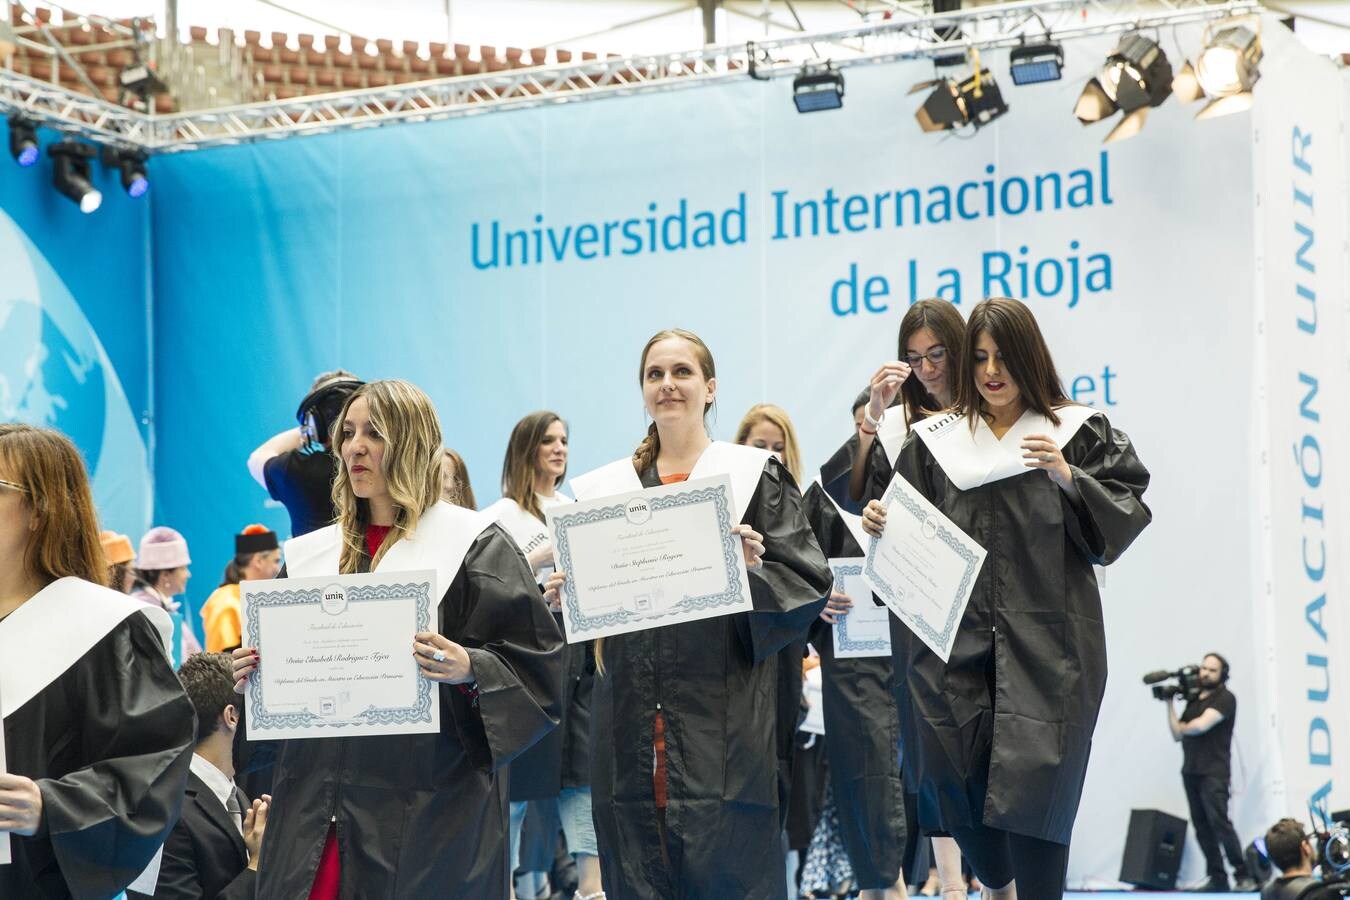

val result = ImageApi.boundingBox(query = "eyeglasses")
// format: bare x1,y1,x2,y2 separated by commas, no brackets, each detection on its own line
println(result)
903,346,948,368
0,478,26,494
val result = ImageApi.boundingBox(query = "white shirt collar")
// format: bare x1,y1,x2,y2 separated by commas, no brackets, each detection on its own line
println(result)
189,753,238,821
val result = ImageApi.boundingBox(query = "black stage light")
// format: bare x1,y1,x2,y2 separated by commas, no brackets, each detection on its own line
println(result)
102,146,149,198
50,141,102,213
119,61,168,103
8,116,39,168
914,68,1007,133
793,63,844,113
1010,42,1064,85
1073,32,1172,143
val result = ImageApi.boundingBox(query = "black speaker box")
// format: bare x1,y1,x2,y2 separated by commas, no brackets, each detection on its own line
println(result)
1120,808,1189,890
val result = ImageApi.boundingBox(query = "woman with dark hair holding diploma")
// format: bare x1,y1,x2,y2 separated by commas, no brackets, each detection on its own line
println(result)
484,411,604,900
0,424,195,899
546,329,832,899
862,298,1152,898
231,380,563,899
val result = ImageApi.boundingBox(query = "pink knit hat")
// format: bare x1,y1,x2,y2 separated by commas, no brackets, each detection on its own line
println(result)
137,526,191,570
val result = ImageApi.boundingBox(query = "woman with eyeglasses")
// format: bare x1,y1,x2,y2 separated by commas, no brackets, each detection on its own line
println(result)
0,424,195,899
812,299,968,899
862,298,1152,898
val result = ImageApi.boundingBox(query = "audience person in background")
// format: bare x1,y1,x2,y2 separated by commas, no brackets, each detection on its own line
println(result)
441,447,477,509
201,525,282,653
0,423,194,899
248,369,363,536
132,526,201,667
101,529,137,593
131,652,269,900
1259,818,1343,900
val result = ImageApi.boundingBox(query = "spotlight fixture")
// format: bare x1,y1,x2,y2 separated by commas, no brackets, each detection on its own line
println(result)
50,141,102,214
1073,33,1173,143
119,60,169,104
102,146,149,198
1009,42,1064,85
7,116,39,168
1173,21,1262,120
912,67,1008,133
793,63,844,113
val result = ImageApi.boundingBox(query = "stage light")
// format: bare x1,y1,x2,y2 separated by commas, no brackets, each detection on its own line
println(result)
1174,22,1261,121
50,141,102,214
1073,33,1172,142
8,116,39,168
793,64,844,113
913,66,1008,133
119,61,168,104
1009,42,1063,85
103,147,149,198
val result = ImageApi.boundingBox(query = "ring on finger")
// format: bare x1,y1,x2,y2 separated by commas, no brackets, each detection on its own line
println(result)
432,650,446,662
1041,453,1053,462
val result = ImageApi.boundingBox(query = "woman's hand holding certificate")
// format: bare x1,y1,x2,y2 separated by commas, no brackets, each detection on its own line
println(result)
238,571,443,740
859,474,987,663
545,474,754,643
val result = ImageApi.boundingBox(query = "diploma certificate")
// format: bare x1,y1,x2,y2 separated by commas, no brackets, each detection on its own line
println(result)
242,571,440,740
547,474,752,642
862,474,986,663
829,558,891,659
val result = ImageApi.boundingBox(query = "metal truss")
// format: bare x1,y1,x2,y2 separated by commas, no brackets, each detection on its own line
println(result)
0,0,1264,153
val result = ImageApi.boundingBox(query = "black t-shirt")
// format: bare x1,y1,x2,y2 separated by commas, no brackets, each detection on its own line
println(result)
1261,875,1344,900
263,447,337,537
1181,685,1237,778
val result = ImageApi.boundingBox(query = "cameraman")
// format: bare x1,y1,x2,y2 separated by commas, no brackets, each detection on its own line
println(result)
246,370,362,537
1168,652,1256,891
1261,818,1343,900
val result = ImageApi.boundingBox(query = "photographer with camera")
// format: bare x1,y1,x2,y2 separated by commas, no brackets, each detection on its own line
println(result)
1163,653,1256,891
1260,818,1347,900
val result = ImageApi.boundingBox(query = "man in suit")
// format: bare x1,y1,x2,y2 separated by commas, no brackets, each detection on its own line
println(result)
132,652,269,899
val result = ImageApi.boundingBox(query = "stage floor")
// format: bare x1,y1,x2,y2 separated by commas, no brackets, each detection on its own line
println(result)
1063,894,1259,898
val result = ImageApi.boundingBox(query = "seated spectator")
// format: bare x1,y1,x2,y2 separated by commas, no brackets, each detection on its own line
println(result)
1260,818,1344,900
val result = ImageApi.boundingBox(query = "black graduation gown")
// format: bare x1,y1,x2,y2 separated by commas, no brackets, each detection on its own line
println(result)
557,618,595,790
877,412,1151,845
802,447,908,890
1,614,195,900
590,458,832,899
246,526,565,898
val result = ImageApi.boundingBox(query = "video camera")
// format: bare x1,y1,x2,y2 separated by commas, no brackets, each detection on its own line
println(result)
1312,806,1350,879
1142,666,1202,702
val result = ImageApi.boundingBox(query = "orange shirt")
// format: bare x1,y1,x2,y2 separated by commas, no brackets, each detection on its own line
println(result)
201,583,243,652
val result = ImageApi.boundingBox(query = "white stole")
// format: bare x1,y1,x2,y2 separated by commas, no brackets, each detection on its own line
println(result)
914,405,1099,491
284,501,491,601
0,578,173,722
876,408,911,467
569,441,772,523
483,494,573,556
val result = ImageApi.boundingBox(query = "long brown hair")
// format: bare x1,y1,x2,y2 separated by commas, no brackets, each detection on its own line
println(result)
956,297,1071,430
0,424,107,587
331,381,444,573
442,448,477,510
632,328,716,475
897,298,966,424
733,403,803,484
501,411,567,522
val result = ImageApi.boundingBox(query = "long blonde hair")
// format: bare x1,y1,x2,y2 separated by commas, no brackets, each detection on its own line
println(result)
331,380,444,573
632,328,716,475
501,411,567,522
733,403,803,485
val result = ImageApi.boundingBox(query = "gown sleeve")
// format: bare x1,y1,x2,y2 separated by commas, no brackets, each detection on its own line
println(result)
1059,413,1152,565
450,525,565,773
37,613,195,899
736,459,833,665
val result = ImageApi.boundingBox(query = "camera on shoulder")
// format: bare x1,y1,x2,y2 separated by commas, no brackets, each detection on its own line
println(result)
1142,665,1202,702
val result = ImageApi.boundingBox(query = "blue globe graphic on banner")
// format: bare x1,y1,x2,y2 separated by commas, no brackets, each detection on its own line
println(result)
0,210,152,536
0,302,108,473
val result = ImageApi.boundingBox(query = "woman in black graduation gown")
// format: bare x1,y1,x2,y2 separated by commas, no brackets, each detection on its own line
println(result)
0,424,195,899
231,380,564,899
862,298,1152,898
547,329,832,899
